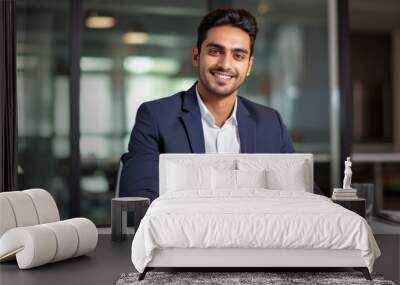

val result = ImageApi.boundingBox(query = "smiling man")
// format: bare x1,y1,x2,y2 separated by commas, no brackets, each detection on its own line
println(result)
120,9,323,200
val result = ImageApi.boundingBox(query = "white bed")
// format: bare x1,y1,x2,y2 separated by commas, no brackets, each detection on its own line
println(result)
131,154,381,280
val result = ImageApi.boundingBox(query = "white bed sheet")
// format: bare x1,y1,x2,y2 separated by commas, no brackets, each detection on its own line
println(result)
131,190,380,273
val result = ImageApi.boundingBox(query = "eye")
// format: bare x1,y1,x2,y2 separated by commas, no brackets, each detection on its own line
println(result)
208,48,221,56
234,52,246,61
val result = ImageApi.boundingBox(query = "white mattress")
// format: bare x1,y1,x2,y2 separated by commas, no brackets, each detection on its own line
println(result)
131,190,381,273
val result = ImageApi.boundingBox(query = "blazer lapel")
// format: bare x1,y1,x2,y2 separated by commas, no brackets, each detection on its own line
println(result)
237,97,256,153
180,84,205,153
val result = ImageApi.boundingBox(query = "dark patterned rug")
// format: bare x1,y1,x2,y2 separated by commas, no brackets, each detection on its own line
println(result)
116,271,396,285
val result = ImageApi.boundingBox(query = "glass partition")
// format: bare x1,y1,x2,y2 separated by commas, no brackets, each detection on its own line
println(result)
79,0,206,224
232,0,331,190
16,0,71,219
233,0,330,154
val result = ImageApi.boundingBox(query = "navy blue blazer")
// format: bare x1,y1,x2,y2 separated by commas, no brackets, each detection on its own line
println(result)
120,83,322,200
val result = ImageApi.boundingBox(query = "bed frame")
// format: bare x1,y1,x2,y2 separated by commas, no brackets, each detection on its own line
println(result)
139,248,371,280
138,154,372,281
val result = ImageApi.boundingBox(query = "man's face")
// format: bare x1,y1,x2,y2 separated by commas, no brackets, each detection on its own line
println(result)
192,25,253,98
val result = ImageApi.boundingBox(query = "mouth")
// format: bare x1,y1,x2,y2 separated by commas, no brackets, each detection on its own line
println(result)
210,70,236,83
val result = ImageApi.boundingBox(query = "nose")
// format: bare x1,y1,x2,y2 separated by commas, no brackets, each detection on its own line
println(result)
217,52,233,70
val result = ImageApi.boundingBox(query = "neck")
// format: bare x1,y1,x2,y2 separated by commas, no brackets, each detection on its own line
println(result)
197,83,236,128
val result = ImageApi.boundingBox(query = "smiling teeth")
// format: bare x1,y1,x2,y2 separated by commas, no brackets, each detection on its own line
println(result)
214,72,232,79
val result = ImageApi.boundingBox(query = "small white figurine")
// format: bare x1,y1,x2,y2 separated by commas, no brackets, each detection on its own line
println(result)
342,157,352,189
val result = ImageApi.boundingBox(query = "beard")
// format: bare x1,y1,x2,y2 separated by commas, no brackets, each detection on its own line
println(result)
198,66,244,98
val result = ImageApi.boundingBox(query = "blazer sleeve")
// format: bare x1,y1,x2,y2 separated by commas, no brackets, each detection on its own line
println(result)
119,103,160,201
275,111,295,153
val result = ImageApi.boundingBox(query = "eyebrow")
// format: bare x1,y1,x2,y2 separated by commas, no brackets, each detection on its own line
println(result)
206,43,249,55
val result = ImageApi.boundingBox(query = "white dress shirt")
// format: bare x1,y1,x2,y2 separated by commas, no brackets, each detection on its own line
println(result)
195,86,241,153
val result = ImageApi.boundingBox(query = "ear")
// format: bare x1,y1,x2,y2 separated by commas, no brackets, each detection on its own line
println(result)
192,46,199,67
246,56,254,77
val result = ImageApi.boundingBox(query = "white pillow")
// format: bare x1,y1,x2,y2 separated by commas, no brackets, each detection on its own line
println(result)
237,169,267,189
211,169,267,190
212,168,236,190
238,159,308,192
167,163,212,191
266,168,306,191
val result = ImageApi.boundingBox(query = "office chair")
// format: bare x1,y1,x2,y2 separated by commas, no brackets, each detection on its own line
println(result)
115,152,130,198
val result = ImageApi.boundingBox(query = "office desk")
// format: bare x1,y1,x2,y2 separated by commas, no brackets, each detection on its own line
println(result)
0,234,133,285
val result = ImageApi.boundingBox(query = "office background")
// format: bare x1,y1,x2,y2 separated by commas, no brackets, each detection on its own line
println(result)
1,0,399,226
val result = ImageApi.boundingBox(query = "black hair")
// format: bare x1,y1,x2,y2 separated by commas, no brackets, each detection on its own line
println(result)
197,9,258,56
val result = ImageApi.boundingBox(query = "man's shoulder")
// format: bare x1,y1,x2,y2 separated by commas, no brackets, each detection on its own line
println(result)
238,95,280,119
142,91,185,109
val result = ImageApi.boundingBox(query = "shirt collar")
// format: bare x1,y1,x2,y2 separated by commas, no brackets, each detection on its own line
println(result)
195,85,238,127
